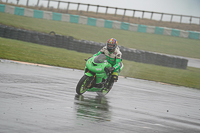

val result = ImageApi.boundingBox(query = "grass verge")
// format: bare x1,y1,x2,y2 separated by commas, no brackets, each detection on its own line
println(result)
1,37,200,89
0,12,200,59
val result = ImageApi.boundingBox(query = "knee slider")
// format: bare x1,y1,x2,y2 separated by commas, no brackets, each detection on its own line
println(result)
112,75,118,80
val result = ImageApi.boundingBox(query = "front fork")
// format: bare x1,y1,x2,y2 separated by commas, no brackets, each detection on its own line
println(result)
87,75,96,88
85,72,110,89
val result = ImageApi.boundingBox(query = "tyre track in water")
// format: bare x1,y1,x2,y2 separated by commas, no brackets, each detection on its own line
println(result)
0,59,200,133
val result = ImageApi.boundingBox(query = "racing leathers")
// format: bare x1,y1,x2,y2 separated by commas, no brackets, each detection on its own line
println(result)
93,46,122,79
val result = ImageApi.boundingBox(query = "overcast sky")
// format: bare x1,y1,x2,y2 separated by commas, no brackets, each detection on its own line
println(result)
4,0,200,16
3,0,200,23
70,0,200,17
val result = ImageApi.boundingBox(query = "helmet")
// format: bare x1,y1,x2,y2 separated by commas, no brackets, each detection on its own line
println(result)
107,38,117,52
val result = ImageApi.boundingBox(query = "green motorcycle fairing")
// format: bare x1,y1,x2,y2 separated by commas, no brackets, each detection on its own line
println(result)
84,54,112,92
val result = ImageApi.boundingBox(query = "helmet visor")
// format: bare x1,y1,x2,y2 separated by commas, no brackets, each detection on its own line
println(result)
107,44,115,48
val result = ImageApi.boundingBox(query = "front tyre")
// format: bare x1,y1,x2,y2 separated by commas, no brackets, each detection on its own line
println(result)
76,75,91,95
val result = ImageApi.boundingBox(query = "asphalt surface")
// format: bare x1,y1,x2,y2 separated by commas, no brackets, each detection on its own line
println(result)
0,59,200,133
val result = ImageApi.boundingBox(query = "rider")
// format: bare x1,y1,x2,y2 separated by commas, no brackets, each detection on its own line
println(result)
93,38,122,82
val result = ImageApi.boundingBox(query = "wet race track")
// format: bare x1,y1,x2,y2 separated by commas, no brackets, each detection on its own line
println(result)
0,59,200,133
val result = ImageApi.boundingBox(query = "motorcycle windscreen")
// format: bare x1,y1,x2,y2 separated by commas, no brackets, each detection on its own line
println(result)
94,54,108,63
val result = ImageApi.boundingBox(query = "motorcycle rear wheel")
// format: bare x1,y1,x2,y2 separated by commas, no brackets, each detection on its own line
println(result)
96,81,114,96
76,75,91,95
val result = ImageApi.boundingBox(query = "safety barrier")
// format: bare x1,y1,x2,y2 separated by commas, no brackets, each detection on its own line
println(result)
0,24,188,69
0,4,200,40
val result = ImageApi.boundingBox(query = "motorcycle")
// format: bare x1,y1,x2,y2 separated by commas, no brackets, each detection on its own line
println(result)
76,54,123,96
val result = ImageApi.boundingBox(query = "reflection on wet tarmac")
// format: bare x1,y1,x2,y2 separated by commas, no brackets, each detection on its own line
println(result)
74,95,111,122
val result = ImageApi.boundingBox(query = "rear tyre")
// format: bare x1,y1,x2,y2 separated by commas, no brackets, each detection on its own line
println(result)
76,75,91,95
96,81,114,96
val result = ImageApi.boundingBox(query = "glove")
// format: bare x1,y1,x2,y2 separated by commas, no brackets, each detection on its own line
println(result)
109,67,115,72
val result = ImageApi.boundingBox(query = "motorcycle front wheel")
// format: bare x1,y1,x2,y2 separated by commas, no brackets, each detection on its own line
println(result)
76,75,91,95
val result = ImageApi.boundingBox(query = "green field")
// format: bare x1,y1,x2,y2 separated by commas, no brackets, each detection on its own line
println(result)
0,12,200,59
1,37,200,89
